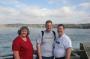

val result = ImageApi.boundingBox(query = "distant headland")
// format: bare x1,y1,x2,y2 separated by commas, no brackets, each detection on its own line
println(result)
0,23,90,29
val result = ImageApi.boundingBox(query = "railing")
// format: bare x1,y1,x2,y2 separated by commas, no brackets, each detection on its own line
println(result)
80,43,90,59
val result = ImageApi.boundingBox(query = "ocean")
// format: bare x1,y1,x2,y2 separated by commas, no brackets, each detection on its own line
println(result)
0,27,90,59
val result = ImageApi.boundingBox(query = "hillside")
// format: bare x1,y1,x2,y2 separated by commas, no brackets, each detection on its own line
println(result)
0,24,90,29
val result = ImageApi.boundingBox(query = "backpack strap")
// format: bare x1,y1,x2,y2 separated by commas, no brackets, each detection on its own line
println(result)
52,31,56,40
41,31,44,37
41,31,56,41
41,31,44,43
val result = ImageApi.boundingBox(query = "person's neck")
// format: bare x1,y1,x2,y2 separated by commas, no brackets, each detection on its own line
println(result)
20,35,26,38
58,33,64,37
20,36,27,41
46,30,51,32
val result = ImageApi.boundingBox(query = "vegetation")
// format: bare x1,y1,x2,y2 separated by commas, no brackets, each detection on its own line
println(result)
0,23,90,29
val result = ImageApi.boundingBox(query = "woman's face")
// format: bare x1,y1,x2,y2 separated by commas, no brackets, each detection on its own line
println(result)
20,29,28,37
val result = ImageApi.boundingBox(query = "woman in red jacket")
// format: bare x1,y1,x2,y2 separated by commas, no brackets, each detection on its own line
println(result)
12,26,33,59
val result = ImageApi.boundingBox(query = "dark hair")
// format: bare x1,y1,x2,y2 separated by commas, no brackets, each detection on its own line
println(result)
57,24,65,29
18,26,29,35
45,20,52,25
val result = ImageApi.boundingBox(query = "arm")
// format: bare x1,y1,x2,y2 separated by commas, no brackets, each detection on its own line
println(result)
37,44,42,59
65,48,71,59
13,51,20,59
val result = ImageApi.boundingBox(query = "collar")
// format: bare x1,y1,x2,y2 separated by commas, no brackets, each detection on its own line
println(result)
58,33,65,39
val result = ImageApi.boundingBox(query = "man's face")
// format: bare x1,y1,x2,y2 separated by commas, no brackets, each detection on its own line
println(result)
57,26,64,36
45,23,52,32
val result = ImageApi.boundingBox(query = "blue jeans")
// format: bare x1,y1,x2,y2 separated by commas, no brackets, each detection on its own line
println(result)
55,57,65,59
42,56,54,59
36,56,54,59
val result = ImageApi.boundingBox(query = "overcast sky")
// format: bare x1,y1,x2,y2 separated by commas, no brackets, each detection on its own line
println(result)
0,0,90,24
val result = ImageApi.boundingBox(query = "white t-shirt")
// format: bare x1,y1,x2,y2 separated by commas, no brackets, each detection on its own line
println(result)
54,34,72,58
37,30,55,57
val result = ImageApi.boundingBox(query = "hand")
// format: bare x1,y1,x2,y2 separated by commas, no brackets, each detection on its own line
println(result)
39,56,42,59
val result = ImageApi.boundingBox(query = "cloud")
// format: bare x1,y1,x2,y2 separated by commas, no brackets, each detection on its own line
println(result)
0,6,19,16
0,0,90,24
79,2,90,10
48,0,68,5
2,0,17,1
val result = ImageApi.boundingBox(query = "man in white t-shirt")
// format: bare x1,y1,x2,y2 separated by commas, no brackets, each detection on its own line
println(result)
36,20,56,59
54,24,72,59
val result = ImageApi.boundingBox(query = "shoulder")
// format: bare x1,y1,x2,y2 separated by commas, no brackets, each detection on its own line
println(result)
38,30,45,34
27,36,32,42
13,36,21,44
38,30,45,37
63,34,71,42
27,36,30,40
12,36,22,51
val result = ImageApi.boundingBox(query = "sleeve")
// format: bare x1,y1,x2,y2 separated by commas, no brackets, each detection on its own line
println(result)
12,38,20,51
36,32,42,45
64,37,72,49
